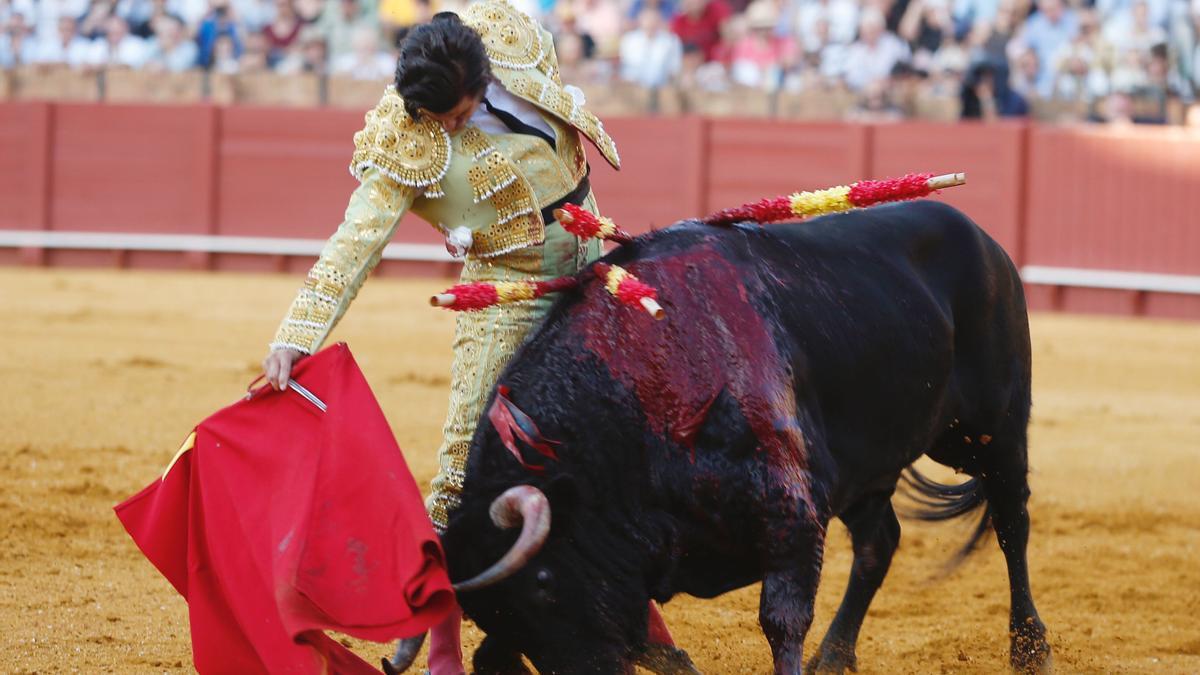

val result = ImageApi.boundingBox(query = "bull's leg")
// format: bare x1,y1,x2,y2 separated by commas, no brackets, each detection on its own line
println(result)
759,525,827,675
806,492,900,674
979,451,1051,673
472,635,532,675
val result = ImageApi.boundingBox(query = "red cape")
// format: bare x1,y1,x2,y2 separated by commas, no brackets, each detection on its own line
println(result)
115,343,454,674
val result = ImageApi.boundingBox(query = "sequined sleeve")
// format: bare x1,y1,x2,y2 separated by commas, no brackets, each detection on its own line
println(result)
269,170,416,354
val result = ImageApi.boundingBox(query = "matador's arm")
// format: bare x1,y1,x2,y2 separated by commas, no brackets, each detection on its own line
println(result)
269,170,416,354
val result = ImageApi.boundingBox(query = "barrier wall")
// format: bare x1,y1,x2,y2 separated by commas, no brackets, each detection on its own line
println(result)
2,101,1198,318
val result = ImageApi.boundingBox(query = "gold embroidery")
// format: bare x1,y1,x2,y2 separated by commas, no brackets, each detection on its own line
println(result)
462,0,546,71
350,86,451,198
271,172,411,353
425,268,540,531
499,72,620,170
459,126,494,160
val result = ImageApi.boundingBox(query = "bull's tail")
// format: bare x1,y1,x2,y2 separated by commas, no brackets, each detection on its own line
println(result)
897,466,991,567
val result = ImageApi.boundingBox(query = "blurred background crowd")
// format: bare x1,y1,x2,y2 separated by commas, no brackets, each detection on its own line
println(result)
3,0,1199,123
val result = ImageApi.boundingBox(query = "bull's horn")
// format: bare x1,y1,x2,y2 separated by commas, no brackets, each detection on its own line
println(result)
451,485,551,593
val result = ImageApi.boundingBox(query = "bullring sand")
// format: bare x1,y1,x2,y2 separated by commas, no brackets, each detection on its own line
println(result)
2,268,1198,673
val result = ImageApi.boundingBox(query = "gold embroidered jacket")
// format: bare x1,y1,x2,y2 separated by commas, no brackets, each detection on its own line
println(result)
270,0,619,354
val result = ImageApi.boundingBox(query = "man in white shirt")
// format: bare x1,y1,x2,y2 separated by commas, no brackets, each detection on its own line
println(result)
624,6,681,88
619,7,683,88
841,9,911,90
330,23,392,79
34,15,95,66
88,14,150,67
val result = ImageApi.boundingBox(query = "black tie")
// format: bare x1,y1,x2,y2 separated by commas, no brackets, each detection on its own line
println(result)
482,97,557,150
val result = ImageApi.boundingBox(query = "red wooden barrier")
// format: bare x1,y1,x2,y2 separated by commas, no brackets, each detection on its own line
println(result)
1024,125,1200,317
705,120,870,215
0,103,51,265
50,104,216,234
585,116,707,233
871,121,1026,260
2,101,1198,319
1026,125,1200,276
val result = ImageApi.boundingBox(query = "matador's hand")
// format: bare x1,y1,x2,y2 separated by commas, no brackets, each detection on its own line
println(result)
262,348,305,391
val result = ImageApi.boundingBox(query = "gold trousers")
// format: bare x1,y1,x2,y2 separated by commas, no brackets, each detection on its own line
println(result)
425,212,601,531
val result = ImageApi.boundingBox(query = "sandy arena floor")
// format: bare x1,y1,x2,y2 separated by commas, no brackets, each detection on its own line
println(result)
1,268,1198,674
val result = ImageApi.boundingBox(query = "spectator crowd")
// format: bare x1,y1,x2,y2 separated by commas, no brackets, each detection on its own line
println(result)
2,0,1199,123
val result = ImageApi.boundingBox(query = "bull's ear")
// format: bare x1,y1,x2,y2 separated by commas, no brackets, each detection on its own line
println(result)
545,473,578,530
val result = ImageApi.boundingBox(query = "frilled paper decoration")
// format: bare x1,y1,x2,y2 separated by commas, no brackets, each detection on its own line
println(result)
594,263,664,320
554,203,634,245
430,277,580,311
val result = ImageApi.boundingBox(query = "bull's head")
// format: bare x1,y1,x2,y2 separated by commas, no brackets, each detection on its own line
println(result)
443,475,653,674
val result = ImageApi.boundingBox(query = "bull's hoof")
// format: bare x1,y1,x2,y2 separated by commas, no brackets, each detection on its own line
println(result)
382,633,427,674
1010,620,1052,674
635,644,702,675
804,642,857,674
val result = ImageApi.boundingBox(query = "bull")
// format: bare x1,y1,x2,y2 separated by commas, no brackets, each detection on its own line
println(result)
439,200,1051,674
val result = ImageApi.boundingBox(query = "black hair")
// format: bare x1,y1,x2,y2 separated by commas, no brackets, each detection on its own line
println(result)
393,12,491,120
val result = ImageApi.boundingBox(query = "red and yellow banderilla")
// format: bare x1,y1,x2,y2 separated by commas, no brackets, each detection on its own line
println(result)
430,265,664,320
702,172,966,225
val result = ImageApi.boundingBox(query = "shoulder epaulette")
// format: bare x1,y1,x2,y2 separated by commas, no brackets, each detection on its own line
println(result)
350,86,451,199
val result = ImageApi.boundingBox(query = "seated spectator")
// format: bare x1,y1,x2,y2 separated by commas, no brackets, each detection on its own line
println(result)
729,0,793,88
671,0,730,61
847,78,906,120
960,60,1028,118
927,30,969,75
1109,44,1150,91
1008,47,1045,99
196,0,242,68
30,0,89,48
1095,0,1169,31
33,15,93,66
619,6,683,88
1,0,36,25
239,29,270,70
0,11,37,67
262,0,302,65
804,15,849,83
1103,0,1166,57
78,0,118,39
129,0,183,38
554,5,596,58
951,0,1001,37
90,14,150,67
1050,11,1111,101
1012,0,1078,94
330,23,391,79
211,31,239,72
1177,0,1200,96
144,14,197,70
887,60,927,115
572,0,622,58
842,8,911,90
317,0,365,62
898,0,953,63
277,25,328,73
627,0,677,25
555,26,611,84
787,0,860,47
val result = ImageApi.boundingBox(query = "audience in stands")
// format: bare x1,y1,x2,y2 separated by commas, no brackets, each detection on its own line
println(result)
1,0,1197,125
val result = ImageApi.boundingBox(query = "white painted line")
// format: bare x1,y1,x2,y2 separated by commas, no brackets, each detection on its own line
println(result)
0,230,455,262
1022,265,1200,295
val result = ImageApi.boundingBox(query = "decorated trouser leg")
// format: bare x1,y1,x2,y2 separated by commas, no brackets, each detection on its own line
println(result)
424,296,538,675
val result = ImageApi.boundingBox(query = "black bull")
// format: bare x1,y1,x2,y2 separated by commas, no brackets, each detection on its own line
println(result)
439,200,1051,674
